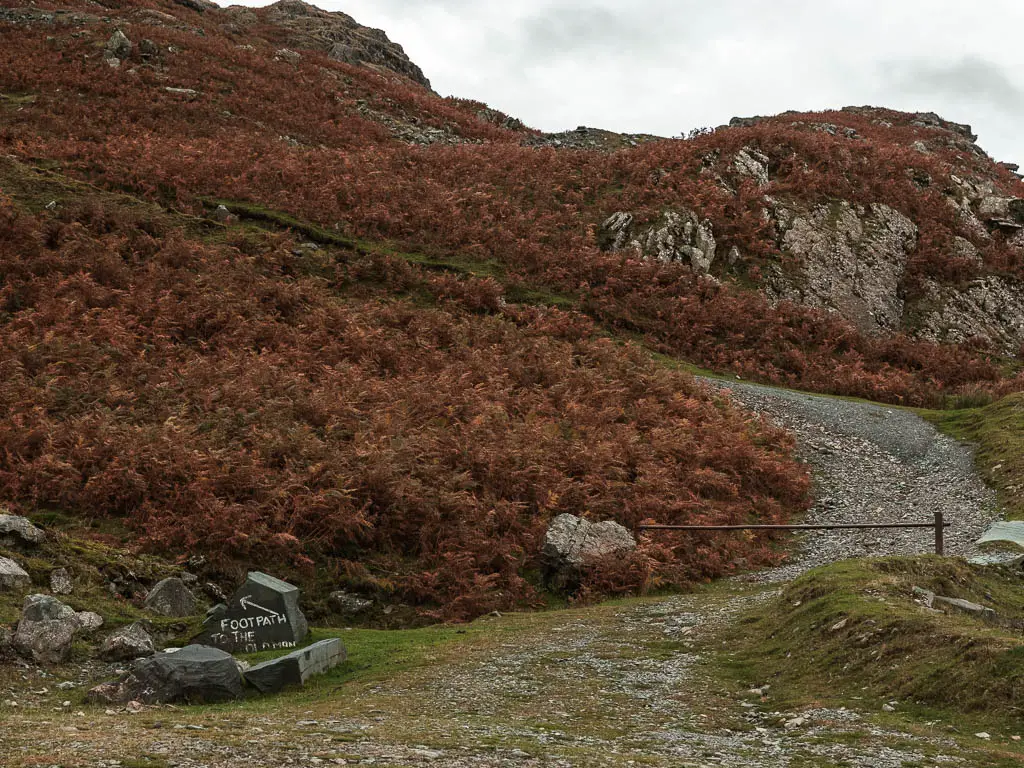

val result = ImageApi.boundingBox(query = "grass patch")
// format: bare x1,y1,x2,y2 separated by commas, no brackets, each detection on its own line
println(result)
925,392,1024,521
236,623,477,694
720,557,1024,723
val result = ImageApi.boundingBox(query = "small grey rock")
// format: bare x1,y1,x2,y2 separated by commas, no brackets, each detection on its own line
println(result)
144,577,198,618
100,622,155,662
75,612,104,632
329,591,373,615
50,568,72,595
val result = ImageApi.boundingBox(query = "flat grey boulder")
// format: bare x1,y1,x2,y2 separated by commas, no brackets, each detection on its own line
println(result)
194,572,308,653
144,577,198,617
100,622,156,662
934,595,997,622
0,556,31,592
92,644,243,704
244,638,347,694
542,513,637,590
0,513,44,547
13,594,81,664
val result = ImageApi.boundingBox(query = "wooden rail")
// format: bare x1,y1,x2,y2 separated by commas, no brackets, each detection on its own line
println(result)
638,511,949,554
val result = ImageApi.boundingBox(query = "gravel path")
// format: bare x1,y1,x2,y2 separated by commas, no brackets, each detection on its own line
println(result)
3,587,992,768
703,379,1003,581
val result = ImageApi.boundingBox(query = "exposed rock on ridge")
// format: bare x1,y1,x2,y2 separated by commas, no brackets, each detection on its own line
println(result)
766,201,919,334
233,0,431,89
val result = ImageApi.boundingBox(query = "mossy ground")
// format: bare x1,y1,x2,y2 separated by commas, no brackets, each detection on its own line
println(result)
926,392,1024,521
721,557,1024,724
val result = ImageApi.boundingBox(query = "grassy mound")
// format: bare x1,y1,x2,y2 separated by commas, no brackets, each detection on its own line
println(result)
928,393,1024,521
727,557,1024,718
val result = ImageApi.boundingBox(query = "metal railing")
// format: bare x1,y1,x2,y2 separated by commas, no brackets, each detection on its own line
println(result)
638,510,949,555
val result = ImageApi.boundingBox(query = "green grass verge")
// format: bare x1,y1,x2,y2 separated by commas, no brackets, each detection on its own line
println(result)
721,557,1024,723
925,392,1024,521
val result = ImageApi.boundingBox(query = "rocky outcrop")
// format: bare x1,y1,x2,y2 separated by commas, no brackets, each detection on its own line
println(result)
733,147,770,187
766,201,918,333
916,276,1024,353
234,0,431,89
542,514,637,590
600,209,717,274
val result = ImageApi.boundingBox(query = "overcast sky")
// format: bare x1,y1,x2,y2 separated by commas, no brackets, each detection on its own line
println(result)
228,1,1024,165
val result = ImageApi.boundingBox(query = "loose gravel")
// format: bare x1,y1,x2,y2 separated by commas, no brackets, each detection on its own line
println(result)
703,379,1003,581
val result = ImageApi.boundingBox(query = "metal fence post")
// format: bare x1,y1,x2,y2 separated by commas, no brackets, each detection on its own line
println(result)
934,509,945,556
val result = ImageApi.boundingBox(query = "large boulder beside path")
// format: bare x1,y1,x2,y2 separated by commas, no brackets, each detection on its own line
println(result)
89,644,244,705
542,514,637,590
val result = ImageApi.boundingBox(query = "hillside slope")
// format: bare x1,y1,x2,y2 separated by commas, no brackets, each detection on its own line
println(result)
2,0,1023,614
4,1,1024,406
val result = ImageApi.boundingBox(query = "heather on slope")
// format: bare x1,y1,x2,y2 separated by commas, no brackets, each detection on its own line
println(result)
2,0,1023,406
0,174,809,618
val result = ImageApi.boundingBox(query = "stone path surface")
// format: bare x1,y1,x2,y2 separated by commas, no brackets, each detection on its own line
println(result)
702,379,1004,582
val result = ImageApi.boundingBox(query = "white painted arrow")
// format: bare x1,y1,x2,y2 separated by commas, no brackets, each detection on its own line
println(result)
239,595,283,618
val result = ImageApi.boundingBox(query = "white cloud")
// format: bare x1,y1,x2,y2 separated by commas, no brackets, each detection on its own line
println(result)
224,0,1024,164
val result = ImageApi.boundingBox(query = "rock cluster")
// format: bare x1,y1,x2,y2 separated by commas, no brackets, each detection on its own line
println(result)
12,594,103,664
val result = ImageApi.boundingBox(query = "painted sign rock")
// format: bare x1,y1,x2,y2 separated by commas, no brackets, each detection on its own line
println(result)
194,571,308,653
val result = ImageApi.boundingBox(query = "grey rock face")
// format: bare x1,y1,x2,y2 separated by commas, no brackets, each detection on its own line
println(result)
13,595,81,664
194,571,308,653
0,556,31,592
50,567,72,595
600,209,717,274
733,147,770,187
100,622,156,662
767,201,918,333
329,591,373,615
0,513,45,547
144,577,198,617
102,645,244,704
542,514,637,590
916,275,1024,353
244,638,347,694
